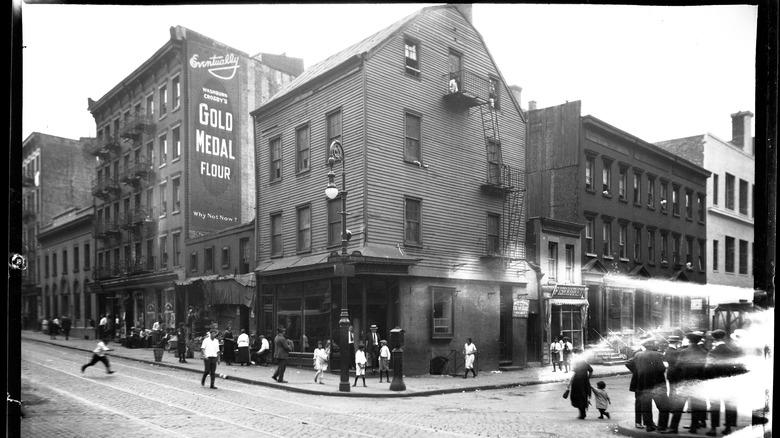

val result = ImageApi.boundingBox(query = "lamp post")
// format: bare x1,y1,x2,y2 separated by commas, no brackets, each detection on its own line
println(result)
325,140,352,392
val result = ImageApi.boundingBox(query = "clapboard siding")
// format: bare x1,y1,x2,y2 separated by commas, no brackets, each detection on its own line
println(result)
363,7,526,277
254,69,365,261
253,6,527,280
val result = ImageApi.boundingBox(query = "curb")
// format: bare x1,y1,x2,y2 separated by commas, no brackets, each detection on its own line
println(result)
24,336,631,398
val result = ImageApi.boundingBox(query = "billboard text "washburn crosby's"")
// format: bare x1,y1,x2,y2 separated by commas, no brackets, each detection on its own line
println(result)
195,102,235,179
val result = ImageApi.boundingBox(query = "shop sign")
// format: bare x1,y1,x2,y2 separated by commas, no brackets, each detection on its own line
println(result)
552,285,586,299
513,298,529,318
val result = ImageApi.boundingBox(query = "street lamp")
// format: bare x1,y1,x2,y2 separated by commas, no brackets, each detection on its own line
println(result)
325,140,352,392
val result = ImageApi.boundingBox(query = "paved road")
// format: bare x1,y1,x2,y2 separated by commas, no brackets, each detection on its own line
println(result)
20,339,636,438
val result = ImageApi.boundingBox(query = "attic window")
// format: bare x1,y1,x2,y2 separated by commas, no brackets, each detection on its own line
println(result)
404,39,420,77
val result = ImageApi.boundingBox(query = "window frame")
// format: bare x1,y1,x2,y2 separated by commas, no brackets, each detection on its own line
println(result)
712,239,719,272
204,246,214,273
618,222,628,260
295,123,311,174
713,174,719,205
296,204,312,254
725,173,735,210
404,197,422,247
190,251,199,273
584,215,596,256
431,286,455,339
633,171,642,205
269,136,282,183
158,82,168,118
270,212,283,257
158,132,168,168
486,213,501,256
547,241,559,281
171,74,181,111
584,153,596,192
647,229,656,265
171,175,181,213
221,246,231,269
159,234,168,269
601,158,612,196
725,236,735,273
171,124,181,161
326,109,342,162
327,198,341,248
738,239,748,274
618,166,628,201
602,218,613,259
404,111,422,163
738,179,748,215
404,37,421,78
172,232,181,267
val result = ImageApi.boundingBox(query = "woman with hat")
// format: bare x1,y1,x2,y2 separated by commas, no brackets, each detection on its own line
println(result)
567,349,593,419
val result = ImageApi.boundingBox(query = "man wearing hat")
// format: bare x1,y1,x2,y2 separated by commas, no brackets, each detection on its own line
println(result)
659,336,683,434
631,339,668,432
200,329,221,389
272,327,291,383
378,339,391,383
704,329,746,436
670,331,709,433
367,324,380,374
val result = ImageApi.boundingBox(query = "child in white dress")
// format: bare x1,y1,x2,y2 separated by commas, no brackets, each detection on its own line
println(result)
353,344,367,387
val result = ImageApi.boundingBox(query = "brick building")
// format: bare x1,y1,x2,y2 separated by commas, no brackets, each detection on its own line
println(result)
21,132,94,330
655,112,755,291
38,206,96,339
85,25,301,337
526,101,710,358
252,4,529,374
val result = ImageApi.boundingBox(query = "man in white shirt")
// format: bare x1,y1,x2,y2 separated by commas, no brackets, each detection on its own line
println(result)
81,338,115,374
256,334,270,366
200,329,221,389
236,329,250,366
98,314,108,339
379,340,391,383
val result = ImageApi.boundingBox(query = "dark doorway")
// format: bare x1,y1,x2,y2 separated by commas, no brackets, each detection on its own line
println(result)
499,285,513,363
527,311,541,362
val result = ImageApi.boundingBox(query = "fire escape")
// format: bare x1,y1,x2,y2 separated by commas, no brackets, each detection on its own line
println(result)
443,69,524,264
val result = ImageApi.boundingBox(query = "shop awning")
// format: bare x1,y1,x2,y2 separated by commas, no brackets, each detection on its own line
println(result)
176,273,256,308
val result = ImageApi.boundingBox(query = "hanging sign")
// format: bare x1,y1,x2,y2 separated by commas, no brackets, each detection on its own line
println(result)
513,298,529,318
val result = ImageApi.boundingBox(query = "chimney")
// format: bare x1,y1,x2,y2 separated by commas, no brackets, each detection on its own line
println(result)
730,111,753,151
528,100,537,111
453,3,472,24
509,85,522,108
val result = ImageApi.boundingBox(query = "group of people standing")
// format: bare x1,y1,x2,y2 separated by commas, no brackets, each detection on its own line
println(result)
550,335,574,372
40,315,72,340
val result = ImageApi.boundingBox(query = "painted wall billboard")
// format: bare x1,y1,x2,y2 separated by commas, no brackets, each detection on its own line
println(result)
187,43,242,236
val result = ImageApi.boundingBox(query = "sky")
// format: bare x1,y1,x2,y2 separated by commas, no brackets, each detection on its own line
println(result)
20,3,757,144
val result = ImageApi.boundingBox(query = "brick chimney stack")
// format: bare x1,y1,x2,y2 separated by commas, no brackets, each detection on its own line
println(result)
528,100,537,111
453,3,472,23
730,111,753,153
509,85,522,108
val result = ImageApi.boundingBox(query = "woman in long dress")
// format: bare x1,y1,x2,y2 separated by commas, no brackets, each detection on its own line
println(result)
222,328,236,365
568,349,593,419
463,338,478,378
236,329,250,365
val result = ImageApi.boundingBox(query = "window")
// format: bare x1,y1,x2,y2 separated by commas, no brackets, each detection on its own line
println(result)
565,245,575,283
486,214,500,255
295,124,310,173
725,173,735,210
327,199,341,247
672,234,681,265
685,190,693,219
296,205,312,253
660,231,669,264
448,49,462,92
326,110,342,158
713,240,719,272
725,237,735,273
713,174,719,205
404,38,420,77
633,226,642,261
660,181,668,213
159,235,168,268
601,159,612,194
172,232,181,267
158,133,167,166
602,219,612,258
548,241,559,280
62,249,68,274
270,213,282,257
146,94,154,117
647,229,655,263
73,246,80,273
221,246,230,268
204,246,214,272
697,193,705,222
739,240,748,274
633,172,642,205
172,126,181,160
618,223,627,259
190,252,198,273
53,253,57,277
698,239,706,271
146,239,154,270
618,167,627,200
585,216,595,254
84,243,90,270
685,237,694,265
647,175,655,208
585,156,595,191
160,181,167,215
239,238,250,274
404,112,421,162
172,75,181,110
269,137,282,182
486,140,501,184
404,197,422,246
172,177,181,212
739,179,748,215
45,254,49,278
159,83,167,117
431,287,454,338
488,76,501,110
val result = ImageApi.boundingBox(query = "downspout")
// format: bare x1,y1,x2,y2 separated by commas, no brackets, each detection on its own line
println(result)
361,53,369,245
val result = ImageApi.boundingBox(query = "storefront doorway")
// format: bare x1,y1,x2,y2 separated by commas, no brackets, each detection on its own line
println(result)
551,304,583,348
499,285,513,363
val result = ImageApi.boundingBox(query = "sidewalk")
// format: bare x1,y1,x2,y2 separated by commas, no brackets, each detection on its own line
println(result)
21,330,630,398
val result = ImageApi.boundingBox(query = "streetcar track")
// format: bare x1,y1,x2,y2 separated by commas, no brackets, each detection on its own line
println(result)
23,343,473,437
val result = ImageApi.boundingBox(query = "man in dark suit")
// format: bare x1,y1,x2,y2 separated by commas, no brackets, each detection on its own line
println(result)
367,324,380,374
633,339,668,432
271,327,291,383
660,336,684,434
704,329,747,437
626,354,643,429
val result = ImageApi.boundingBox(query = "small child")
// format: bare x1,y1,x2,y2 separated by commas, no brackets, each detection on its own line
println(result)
378,340,391,383
591,381,611,419
81,338,115,374
353,344,367,387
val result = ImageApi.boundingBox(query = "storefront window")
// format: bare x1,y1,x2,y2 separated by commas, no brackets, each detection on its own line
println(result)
607,288,634,333
304,281,331,352
551,305,583,348
277,297,302,352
